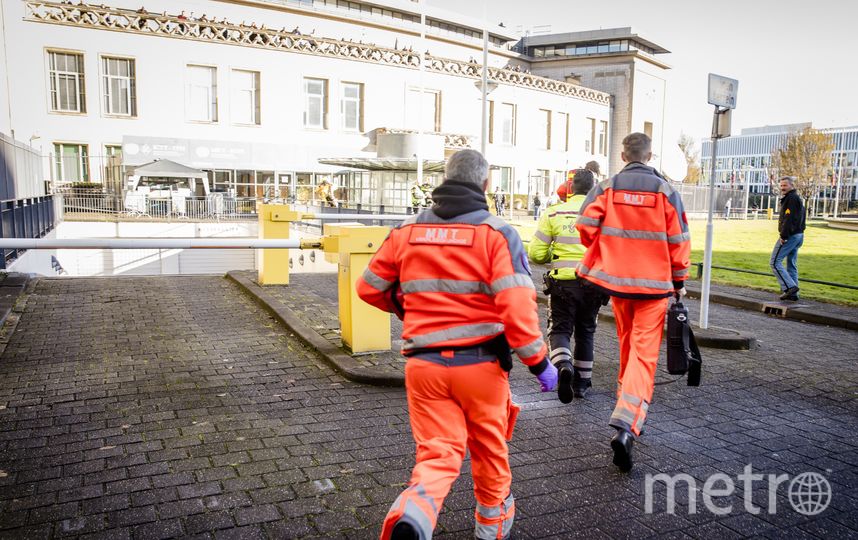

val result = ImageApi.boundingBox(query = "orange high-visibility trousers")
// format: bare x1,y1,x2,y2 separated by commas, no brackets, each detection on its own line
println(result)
380,355,516,540
609,297,668,437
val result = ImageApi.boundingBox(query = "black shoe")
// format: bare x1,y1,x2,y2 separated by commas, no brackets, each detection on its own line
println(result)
611,430,634,472
572,371,592,399
557,363,574,404
391,521,419,540
780,286,799,300
783,294,799,302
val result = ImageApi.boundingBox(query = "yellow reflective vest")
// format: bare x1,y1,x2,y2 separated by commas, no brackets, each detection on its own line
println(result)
527,193,587,280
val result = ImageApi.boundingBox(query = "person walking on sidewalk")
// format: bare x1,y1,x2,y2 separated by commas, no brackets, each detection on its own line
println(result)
770,176,806,301
357,149,557,540
529,169,606,403
493,186,506,217
575,132,690,472
532,192,542,221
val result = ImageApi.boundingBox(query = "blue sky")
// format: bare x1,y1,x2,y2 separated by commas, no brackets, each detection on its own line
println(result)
429,0,858,176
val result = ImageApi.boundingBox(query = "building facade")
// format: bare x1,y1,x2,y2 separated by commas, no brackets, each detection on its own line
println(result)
2,1,664,210
701,123,858,200
515,27,670,175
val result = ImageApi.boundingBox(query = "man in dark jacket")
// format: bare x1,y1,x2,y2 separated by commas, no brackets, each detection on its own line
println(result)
770,176,806,301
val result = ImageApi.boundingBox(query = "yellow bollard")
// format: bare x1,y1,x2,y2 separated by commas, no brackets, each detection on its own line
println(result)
767,208,774,220
323,225,391,353
257,204,302,285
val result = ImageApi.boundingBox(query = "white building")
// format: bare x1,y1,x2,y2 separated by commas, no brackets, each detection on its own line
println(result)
701,123,858,200
1,0,639,209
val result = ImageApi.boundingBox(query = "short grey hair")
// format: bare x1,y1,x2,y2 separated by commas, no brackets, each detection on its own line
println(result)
622,132,652,162
780,176,796,187
445,149,489,185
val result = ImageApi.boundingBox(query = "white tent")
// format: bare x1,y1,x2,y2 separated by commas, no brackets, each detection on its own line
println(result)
128,159,210,195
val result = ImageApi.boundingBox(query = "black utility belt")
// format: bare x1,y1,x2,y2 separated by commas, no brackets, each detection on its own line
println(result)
403,343,495,358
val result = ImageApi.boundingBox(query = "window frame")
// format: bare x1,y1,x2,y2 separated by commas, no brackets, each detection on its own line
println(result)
46,48,87,115
230,68,261,126
405,87,441,133
53,142,90,183
303,77,329,130
100,54,137,118
538,109,552,151
599,120,609,156
586,117,596,154
340,81,364,132
497,102,516,146
186,64,219,123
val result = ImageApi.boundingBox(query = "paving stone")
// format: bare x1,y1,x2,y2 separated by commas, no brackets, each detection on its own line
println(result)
0,275,852,539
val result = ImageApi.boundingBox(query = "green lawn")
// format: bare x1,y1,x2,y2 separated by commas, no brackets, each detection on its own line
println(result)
512,219,858,305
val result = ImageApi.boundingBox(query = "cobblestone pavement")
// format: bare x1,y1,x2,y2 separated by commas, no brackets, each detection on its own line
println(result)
0,276,856,539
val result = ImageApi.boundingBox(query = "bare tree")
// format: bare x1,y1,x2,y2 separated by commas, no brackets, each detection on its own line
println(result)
770,128,834,201
677,132,702,185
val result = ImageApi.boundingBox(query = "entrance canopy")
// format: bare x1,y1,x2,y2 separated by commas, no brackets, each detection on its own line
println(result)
317,157,446,172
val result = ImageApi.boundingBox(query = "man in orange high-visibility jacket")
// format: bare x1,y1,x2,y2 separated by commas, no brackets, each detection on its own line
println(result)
575,132,690,472
357,149,557,540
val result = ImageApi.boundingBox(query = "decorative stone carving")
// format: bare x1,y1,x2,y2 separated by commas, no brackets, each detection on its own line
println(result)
25,2,611,105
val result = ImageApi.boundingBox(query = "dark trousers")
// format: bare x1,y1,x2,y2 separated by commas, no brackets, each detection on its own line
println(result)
547,278,602,379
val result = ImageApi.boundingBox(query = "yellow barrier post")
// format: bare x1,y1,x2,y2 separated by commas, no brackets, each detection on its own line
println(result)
323,225,391,353
767,208,774,220
257,204,302,285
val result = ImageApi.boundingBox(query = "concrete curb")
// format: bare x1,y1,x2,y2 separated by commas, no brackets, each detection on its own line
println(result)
684,284,858,331
225,271,404,387
534,294,756,350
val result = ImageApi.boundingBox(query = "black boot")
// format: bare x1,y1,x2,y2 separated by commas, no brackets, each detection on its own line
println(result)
572,370,592,399
611,430,634,472
391,521,419,540
557,362,574,404
780,286,799,300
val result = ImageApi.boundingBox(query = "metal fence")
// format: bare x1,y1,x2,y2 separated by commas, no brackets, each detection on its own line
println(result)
59,191,261,222
0,195,60,268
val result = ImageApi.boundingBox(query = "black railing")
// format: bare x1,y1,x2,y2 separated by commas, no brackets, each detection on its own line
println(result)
0,195,58,268
692,262,858,291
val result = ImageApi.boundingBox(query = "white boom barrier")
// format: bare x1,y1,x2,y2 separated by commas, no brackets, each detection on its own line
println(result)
0,239,306,249
303,213,408,221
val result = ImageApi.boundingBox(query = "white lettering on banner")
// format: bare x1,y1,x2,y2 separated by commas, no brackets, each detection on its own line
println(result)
409,226,475,246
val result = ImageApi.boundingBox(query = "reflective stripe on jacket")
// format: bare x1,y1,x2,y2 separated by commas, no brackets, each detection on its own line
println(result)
527,194,587,280
574,162,691,299
356,208,547,367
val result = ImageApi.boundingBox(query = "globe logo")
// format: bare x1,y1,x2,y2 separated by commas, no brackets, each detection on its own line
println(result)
788,472,831,516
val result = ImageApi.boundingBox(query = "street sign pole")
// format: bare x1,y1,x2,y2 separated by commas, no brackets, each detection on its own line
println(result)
699,107,721,329
700,74,738,329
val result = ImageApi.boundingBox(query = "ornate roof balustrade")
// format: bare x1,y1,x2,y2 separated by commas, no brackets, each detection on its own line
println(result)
25,1,611,106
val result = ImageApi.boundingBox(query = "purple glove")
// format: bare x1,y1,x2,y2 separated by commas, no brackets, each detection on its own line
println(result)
536,362,558,392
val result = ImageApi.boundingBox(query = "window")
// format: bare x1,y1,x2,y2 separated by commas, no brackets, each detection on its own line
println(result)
340,82,363,132
187,65,218,122
538,109,551,150
496,103,516,146
231,69,260,125
405,88,440,132
102,56,136,116
54,143,89,182
304,78,328,129
564,113,571,151
599,120,608,156
586,117,596,154
48,51,85,113
644,121,654,138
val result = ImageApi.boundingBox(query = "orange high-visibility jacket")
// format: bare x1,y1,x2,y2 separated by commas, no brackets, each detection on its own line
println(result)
356,184,547,368
575,162,691,299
